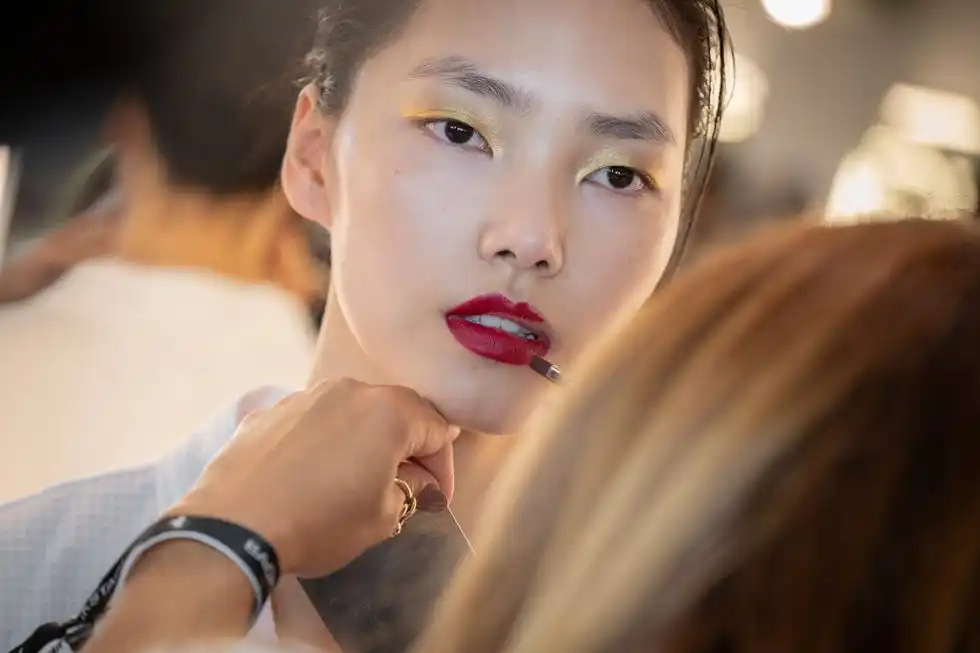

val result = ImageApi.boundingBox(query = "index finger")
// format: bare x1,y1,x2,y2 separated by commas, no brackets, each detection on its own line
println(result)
406,398,461,454
401,399,460,500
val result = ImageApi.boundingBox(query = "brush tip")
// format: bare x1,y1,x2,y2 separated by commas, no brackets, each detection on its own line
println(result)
529,355,561,382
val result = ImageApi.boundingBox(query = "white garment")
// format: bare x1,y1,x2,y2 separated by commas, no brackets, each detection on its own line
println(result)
0,260,315,501
0,386,288,649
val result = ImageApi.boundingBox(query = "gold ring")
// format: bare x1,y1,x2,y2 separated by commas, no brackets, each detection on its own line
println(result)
393,478,417,536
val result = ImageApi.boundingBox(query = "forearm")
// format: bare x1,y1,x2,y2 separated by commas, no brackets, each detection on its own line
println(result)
82,542,255,653
0,257,67,303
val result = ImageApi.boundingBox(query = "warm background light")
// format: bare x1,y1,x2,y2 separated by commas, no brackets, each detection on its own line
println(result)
825,82,979,223
825,124,977,223
761,0,832,29
881,83,980,154
825,154,886,221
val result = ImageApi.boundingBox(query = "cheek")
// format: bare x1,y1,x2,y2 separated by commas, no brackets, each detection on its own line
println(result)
564,208,676,350
330,133,486,313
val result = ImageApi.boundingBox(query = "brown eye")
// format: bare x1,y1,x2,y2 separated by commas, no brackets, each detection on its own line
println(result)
605,167,638,190
585,165,654,195
422,118,490,153
444,120,475,144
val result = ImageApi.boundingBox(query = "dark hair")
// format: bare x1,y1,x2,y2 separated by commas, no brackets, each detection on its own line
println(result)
98,0,322,195
302,0,731,280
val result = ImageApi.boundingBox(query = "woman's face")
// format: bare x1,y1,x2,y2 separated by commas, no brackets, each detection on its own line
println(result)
284,0,691,434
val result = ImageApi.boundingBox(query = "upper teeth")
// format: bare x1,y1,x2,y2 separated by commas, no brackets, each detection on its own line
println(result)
463,315,538,340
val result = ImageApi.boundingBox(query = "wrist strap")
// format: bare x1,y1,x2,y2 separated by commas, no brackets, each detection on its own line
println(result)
8,515,280,653
117,515,281,613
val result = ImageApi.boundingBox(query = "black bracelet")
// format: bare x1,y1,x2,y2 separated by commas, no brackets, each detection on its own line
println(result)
8,515,281,653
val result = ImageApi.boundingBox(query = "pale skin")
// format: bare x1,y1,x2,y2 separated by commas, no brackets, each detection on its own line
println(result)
82,0,693,649
289,0,690,533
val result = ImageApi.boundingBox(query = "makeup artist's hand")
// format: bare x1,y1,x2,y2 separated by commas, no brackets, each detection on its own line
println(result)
169,379,460,578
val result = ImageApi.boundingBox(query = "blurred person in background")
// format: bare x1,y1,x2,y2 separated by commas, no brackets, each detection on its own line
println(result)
0,0,325,501
77,218,980,653
0,153,120,305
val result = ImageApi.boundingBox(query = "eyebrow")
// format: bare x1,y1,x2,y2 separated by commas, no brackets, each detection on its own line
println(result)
410,56,533,114
586,111,675,145
410,55,676,145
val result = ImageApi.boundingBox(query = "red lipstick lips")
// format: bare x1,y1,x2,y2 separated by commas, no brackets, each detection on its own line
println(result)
445,293,551,366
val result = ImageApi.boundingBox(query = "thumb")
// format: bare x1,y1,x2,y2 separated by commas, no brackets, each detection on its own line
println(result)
400,400,460,501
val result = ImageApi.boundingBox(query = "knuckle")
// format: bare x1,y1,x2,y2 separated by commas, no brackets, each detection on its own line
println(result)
334,376,364,391
304,380,333,404
308,377,364,411
238,411,261,429
238,407,271,431
310,377,340,395
371,387,413,425
375,383,422,407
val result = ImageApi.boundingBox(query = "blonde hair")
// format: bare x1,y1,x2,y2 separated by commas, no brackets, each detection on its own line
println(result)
146,639,324,653
417,218,980,653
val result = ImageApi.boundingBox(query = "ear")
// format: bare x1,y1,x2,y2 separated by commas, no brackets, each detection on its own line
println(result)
282,84,338,230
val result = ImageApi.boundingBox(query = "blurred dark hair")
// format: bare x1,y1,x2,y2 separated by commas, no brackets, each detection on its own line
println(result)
95,0,321,195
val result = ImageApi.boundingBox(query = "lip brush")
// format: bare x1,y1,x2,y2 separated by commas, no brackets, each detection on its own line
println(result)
529,355,561,383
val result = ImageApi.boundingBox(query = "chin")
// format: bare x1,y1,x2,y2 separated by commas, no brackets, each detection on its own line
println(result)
421,372,544,436
359,324,553,434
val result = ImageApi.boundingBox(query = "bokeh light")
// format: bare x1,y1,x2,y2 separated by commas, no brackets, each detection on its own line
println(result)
761,0,832,30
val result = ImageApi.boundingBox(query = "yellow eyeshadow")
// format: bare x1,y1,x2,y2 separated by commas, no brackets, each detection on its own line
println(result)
401,106,502,149
576,147,662,187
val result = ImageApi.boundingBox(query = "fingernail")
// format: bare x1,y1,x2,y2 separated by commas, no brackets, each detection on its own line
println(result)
449,425,462,440
418,486,449,512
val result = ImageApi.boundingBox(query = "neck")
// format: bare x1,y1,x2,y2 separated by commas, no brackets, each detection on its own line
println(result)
446,430,522,538
117,174,323,303
310,291,524,534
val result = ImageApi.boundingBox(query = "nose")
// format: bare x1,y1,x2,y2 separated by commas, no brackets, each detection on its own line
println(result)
478,187,565,277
